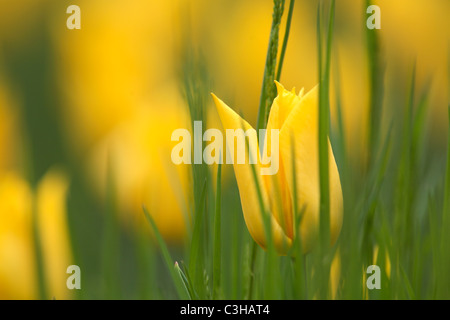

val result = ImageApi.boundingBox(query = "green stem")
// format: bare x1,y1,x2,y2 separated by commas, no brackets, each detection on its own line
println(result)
276,0,295,82
256,0,285,132
365,0,384,169
317,0,335,298
213,161,222,299
246,241,258,299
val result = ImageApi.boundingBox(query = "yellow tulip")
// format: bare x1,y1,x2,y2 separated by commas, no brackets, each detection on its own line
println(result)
0,169,73,299
212,81,343,254
89,85,192,243
0,173,36,299
197,0,448,160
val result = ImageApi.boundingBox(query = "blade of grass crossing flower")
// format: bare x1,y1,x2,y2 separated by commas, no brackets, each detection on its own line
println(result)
213,160,222,299
143,207,189,299
241,119,281,298
287,134,307,298
246,135,279,299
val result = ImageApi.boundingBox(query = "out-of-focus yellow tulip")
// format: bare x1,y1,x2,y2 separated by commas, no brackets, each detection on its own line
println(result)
89,85,192,243
53,0,193,243
36,168,73,299
0,169,73,299
55,0,185,153
212,82,343,254
0,173,36,299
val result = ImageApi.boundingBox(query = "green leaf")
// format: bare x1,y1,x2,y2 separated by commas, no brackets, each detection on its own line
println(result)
143,206,189,299
256,0,286,132
213,161,222,299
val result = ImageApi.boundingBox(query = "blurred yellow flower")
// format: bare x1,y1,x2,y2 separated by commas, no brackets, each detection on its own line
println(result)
0,173,36,299
53,0,194,243
212,82,343,255
0,169,73,299
36,168,73,299
55,0,185,153
89,85,192,243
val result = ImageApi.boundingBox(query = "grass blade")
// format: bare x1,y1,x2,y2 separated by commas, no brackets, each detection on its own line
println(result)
143,206,189,299
276,0,295,82
101,154,120,299
256,0,285,132
365,0,385,166
316,0,335,299
188,178,208,298
175,262,193,300
213,161,222,299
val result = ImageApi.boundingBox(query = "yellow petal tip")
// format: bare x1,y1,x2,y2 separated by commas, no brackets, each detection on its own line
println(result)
298,87,305,98
274,80,286,96
211,92,223,107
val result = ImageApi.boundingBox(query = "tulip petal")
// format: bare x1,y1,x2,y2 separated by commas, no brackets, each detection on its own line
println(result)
261,82,300,239
279,86,343,253
261,82,306,239
211,93,291,254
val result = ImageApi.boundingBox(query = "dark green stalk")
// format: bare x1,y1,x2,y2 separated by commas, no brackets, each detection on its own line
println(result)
213,161,222,299
440,104,450,298
246,241,258,299
276,0,295,82
256,0,285,132
32,200,47,300
143,207,189,299
365,0,385,169
317,0,335,299
443,105,450,236
188,178,208,298
101,154,120,299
